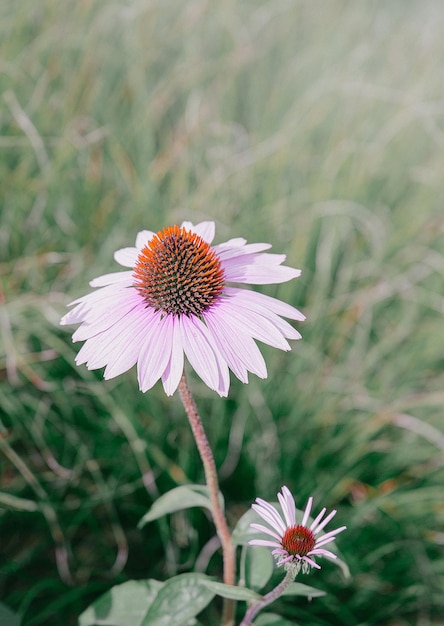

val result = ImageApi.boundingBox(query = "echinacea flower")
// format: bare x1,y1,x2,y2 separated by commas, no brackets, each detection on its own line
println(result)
249,486,346,574
61,220,304,397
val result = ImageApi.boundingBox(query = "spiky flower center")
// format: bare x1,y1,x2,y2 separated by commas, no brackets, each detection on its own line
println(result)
133,225,225,316
281,524,316,557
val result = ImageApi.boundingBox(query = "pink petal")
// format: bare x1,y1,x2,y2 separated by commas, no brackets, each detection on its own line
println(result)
250,523,282,541
248,539,281,548
218,301,291,350
203,319,249,383
302,556,320,569
103,309,156,379
213,242,272,260
76,305,155,371
212,237,247,251
315,526,346,546
301,497,313,527
161,317,184,396
89,271,133,288
137,314,174,392
114,247,139,267
252,500,286,534
309,507,327,532
309,548,337,559
204,307,267,381
182,220,215,244
278,486,296,527
223,253,301,284
62,285,136,327
136,230,155,249
179,316,229,396
313,509,337,535
72,289,141,342
225,287,305,321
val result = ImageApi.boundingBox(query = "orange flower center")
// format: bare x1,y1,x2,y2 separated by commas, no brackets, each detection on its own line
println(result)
281,525,316,557
133,225,225,316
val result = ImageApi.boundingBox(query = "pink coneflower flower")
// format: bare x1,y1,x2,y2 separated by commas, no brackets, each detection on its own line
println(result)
249,486,346,574
61,221,304,397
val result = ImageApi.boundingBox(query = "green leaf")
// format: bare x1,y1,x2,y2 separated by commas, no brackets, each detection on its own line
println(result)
282,582,326,598
0,602,21,626
78,579,163,626
141,573,215,626
245,545,274,591
200,580,261,602
138,485,224,528
254,613,297,626
231,508,264,546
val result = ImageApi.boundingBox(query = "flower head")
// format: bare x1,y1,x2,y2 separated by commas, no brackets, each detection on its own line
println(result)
249,486,346,574
61,221,304,397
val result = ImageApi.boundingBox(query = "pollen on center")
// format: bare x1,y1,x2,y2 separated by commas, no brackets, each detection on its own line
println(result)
133,225,225,316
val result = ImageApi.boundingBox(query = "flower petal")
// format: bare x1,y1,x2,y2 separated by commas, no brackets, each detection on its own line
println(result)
309,548,337,559
63,285,137,328
103,308,155,379
225,287,305,321
114,247,139,267
278,486,296,527
223,253,301,284
301,496,313,527
302,556,320,569
180,315,229,396
250,523,282,541
218,300,291,350
212,237,247,252
76,305,155,372
204,305,267,381
214,242,272,260
252,500,286,534
182,220,215,244
161,317,184,396
312,509,337,535
248,539,281,548
72,289,141,342
137,313,174,392
89,271,134,288
315,526,347,546
136,230,156,249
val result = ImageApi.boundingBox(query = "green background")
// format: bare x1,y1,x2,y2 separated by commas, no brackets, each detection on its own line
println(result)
1,1,443,624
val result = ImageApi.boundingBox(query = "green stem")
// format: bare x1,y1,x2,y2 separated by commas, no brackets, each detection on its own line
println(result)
177,372,236,626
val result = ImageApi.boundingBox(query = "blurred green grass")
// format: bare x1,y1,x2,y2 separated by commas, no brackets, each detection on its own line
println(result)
1,0,444,624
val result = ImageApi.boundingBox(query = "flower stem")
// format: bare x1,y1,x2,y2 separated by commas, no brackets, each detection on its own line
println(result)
177,372,236,626
240,568,296,626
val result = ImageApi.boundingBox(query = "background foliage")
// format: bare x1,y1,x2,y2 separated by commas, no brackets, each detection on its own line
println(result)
1,1,443,624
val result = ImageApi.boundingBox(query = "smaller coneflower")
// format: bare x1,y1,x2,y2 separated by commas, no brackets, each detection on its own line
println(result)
249,486,346,574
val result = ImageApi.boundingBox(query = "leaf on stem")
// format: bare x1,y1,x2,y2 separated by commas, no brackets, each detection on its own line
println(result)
201,580,261,602
244,545,274,591
78,579,163,626
138,484,224,528
141,573,215,626
253,613,296,626
281,582,326,598
78,574,215,626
